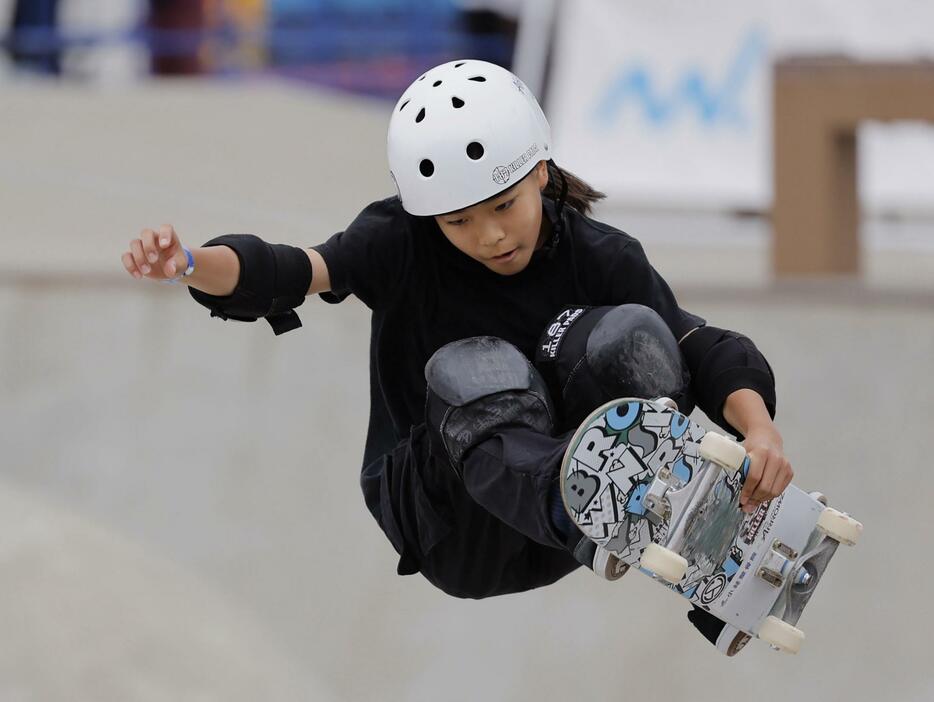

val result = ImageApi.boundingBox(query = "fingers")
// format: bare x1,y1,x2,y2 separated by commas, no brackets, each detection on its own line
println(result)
739,457,763,513
157,224,176,250
776,459,794,496
750,459,780,504
749,451,783,504
141,228,161,266
122,251,142,279
124,225,180,280
129,237,151,275
157,224,179,277
740,450,795,513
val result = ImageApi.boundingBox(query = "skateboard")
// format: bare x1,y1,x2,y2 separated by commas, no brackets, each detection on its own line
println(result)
559,397,862,655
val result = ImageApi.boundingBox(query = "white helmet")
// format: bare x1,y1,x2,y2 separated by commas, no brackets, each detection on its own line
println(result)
387,59,553,217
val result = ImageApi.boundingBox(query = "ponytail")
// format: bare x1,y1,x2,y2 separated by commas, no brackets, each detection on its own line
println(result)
544,161,606,216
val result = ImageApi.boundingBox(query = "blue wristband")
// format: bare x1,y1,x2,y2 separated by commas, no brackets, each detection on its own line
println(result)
160,246,195,285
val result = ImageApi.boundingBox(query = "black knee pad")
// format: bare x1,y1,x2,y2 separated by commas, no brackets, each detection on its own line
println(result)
535,304,691,430
425,337,555,478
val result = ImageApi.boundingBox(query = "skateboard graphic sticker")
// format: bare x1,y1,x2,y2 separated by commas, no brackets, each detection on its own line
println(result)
562,401,702,556
560,399,751,602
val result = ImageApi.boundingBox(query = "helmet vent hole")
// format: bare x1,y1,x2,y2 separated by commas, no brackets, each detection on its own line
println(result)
399,99,410,112
418,74,426,81
416,107,426,123
468,76,486,82
466,142,484,160
452,97,464,108
419,159,435,178
455,62,466,68
433,80,442,87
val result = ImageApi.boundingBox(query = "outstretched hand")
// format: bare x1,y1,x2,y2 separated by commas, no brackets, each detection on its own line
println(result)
122,224,188,281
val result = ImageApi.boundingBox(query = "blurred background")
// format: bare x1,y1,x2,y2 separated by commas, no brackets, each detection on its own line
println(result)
1,0,932,700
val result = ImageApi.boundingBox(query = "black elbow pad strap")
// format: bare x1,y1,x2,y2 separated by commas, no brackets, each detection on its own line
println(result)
680,325,776,435
187,234,313,336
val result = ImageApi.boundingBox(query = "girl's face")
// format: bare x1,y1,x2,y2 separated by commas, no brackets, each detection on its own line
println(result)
434,161,550,275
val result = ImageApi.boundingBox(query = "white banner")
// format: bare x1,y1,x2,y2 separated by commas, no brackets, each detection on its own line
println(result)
547,0,934,213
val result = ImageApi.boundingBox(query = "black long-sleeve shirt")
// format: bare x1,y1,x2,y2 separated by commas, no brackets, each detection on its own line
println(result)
311,195,776,593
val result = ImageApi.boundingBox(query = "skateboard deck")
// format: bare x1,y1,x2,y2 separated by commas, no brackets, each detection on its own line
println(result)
559,397,862,654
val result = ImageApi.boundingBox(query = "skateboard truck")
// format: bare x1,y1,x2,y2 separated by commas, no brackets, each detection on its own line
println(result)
642,469,673,525
756,539,800,588
643,456,740,567
643,464,706,527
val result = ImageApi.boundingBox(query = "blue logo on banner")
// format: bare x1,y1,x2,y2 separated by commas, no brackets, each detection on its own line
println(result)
593,29,766,130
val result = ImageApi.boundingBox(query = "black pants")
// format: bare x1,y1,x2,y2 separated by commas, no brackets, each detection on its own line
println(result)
417,427,583,599
362,422,581,600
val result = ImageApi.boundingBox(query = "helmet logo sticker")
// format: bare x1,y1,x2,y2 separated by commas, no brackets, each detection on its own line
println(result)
492,143,540,185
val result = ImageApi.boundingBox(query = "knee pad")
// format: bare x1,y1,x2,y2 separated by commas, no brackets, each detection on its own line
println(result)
425,337,555,478
535,304,691,430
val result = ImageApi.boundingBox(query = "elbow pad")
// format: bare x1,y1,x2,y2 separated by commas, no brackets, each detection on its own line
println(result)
679,325,776,435
187,234,313,336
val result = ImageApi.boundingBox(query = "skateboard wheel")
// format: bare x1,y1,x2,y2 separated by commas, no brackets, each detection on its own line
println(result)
639,543,688,584
816,507,862,546
757,616,805,654
593,546,629,581
699,432,747,472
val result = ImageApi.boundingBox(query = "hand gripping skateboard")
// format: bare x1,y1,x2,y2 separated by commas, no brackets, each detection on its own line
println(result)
559,397,862,655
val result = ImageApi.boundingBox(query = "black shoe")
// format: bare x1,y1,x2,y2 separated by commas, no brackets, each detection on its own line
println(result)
687,606,751,656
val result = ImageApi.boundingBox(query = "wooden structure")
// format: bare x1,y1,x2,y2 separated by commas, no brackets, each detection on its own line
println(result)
773,58,934,276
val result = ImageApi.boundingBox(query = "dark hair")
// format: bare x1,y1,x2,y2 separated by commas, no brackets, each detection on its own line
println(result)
543,161,606,216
